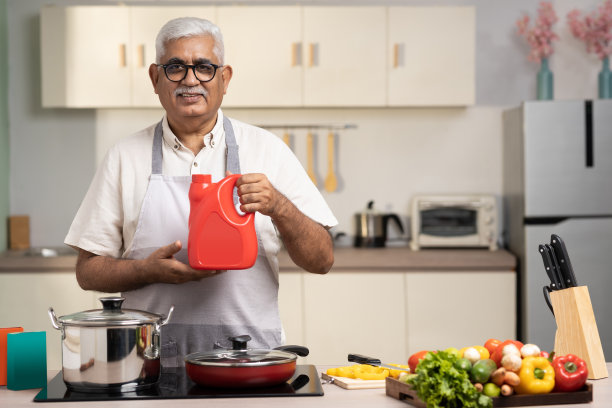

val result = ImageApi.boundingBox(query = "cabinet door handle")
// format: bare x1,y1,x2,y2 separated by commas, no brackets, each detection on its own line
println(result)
393,43,404,68
138,44,146,68
119,44,127,67
308,43,317,67
291,42,302,67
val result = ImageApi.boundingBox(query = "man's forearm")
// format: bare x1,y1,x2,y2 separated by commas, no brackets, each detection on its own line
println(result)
271,196,334,274
76,250,151,293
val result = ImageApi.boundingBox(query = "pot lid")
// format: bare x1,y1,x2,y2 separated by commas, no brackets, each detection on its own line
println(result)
57,297,165,327
185,348,297,367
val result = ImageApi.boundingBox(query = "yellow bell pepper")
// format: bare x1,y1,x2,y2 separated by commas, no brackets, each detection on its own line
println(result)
514,356,555,394
325,364,391,380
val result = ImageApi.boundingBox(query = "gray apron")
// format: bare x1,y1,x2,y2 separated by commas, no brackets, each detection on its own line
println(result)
123,116,282,367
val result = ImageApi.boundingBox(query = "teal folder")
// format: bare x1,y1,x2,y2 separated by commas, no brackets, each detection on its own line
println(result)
6,331,47,390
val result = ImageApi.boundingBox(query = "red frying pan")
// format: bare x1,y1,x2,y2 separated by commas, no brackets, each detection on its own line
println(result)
184,335,309,388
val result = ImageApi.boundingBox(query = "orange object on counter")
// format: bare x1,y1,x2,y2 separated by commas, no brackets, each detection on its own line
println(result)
1,327,24,385
188,174,257,270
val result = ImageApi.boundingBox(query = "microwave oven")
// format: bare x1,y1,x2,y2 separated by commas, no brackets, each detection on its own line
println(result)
410,195,498,250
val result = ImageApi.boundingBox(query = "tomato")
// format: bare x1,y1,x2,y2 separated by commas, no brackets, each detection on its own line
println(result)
484,338,502,356
491,339,525,367
408,350,430,373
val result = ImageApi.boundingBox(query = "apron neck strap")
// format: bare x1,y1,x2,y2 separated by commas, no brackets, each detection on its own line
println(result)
151,116,241,175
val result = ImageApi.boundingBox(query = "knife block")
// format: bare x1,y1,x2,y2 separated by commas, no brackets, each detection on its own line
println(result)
550,286,608,379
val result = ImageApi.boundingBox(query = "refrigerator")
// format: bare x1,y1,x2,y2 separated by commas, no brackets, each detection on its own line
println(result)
503,100,612,357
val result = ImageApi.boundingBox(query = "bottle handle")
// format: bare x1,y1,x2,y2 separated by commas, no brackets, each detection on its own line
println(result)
218,174,254,225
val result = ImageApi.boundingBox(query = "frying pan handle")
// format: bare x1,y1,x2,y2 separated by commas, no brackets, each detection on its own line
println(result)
275,345,309,357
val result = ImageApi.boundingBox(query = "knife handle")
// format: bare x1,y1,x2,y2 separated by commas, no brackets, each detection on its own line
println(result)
538,244,559,290
348,353,381,365
550,234,578,287
546,244,566,290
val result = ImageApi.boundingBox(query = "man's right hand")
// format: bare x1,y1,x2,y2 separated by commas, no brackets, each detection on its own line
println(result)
146,240,224,284
75,242,224,293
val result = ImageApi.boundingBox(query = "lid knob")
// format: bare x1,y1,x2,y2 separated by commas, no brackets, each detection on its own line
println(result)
99,296,125,312
229,334,251,350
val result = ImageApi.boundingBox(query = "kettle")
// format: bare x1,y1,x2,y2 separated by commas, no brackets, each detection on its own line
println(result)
353,201,404,247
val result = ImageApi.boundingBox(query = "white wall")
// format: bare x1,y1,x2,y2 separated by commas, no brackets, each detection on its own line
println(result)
6,0,608,247
97,106,503,244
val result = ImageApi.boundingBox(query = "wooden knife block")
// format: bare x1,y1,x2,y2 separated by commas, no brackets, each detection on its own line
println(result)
550,286,608,379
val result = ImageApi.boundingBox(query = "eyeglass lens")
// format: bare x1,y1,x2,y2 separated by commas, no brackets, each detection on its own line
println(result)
164,64,217,82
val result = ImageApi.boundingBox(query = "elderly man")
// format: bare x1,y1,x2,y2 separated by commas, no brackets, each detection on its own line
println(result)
65,17,336,364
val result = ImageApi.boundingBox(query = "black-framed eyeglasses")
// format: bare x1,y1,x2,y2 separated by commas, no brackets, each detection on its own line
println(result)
157,63,223,82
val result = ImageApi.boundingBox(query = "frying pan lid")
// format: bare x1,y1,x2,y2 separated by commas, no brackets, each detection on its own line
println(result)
184,348,297,367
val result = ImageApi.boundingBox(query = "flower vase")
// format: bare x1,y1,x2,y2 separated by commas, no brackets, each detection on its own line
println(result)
598,56,612,99
537,58,554,100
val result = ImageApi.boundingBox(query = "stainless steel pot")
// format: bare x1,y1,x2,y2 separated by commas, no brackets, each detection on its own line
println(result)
48,296,173,392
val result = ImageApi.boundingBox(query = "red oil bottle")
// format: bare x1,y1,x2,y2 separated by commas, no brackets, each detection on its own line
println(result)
188,174,257,270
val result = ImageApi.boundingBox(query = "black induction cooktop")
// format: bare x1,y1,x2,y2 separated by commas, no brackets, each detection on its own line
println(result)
33,364,323,402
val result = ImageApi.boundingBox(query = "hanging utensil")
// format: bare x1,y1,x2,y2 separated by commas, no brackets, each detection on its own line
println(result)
306,130,317,186
282,129,290,147
324,130,338,192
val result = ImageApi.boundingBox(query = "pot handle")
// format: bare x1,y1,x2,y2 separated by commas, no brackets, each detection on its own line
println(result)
160,305,174,326
48,307,61,330
275,345,309,357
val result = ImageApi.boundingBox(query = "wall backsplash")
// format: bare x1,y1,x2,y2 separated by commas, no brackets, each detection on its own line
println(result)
97,106,504,247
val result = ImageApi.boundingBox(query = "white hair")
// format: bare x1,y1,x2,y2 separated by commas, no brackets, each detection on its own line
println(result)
155,17,224,64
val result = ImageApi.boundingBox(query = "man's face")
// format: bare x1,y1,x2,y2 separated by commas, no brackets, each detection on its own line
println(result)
149,35,232,124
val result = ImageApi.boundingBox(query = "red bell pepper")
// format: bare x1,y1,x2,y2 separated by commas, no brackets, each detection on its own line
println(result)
552,354,588,392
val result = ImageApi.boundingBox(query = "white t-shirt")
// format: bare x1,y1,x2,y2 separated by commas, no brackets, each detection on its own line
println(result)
65,109,338,269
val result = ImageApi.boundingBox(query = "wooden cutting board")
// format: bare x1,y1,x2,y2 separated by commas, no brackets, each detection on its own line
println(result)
321,373,386,390
386,377,593,407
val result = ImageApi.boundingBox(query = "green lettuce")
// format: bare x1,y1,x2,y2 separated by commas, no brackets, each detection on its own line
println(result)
407,351,492,408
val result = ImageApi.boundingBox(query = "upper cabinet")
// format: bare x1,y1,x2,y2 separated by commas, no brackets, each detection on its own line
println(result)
40,6,216,108
387,7,475,106
41,6,131,108
218,6,303,107
40,5,475,108
302,7,387,107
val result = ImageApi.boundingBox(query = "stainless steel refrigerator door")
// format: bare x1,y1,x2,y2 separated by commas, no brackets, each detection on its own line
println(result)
523,100,612,217
525,218,612,358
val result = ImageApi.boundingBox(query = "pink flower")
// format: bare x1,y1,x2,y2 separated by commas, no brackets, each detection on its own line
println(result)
516,2,559,63
567,0,612,60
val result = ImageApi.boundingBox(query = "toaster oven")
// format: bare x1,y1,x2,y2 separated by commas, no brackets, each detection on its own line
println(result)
410,195,498,250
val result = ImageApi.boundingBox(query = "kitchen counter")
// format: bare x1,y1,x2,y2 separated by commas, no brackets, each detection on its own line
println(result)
0,247,515,272
1,365,609,408
279,247,516,271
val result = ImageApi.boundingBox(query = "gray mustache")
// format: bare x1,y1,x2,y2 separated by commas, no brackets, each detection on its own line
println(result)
174,86,208,97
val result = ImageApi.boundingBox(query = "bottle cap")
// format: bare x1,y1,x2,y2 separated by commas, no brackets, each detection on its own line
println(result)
192,174,212,183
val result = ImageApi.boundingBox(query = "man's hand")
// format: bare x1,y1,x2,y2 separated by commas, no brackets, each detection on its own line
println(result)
232,172,289,217
145,241,224,284
230,171,333,275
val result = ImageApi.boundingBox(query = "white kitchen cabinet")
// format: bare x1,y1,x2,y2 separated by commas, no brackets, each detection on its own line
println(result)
218,6,303,107
302,7,387,107
0,272,112,370
387,7,475,106
278,271,305,347
278,268,515,365
405,271,516,353
40,5,216,108
300,271,407,365
41,6,132,108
